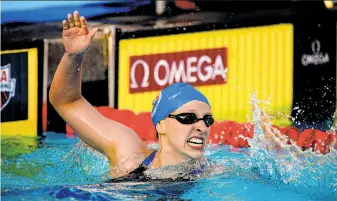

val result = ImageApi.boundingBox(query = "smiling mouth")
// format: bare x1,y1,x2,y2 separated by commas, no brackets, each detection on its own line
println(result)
186,137,204,150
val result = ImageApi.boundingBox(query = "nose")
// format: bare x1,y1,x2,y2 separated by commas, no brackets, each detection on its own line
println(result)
194,119,207,132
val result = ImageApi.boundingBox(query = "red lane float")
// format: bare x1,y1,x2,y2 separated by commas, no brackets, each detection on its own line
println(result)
134,112,156,142
225,122,252,148
42,103,48,132
209,120,221,144
280,126,301,144
65,107,337,154
296,129,316,150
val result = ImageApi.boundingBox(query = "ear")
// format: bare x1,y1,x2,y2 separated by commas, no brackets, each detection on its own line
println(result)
156,120,166,134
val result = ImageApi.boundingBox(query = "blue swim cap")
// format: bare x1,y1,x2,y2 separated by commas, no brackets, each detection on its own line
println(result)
151,82,210,126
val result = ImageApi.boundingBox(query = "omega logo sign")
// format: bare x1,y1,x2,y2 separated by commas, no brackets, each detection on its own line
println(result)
129,48,228,93
301,40,330,66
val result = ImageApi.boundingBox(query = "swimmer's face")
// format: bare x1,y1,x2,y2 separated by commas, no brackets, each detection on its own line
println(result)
159,100,212,160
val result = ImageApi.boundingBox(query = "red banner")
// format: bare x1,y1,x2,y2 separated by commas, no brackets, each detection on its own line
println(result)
129,48,228,93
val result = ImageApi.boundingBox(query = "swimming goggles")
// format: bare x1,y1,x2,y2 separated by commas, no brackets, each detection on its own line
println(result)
167,113,214,127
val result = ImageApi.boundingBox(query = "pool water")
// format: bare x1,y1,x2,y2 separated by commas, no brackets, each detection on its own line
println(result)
1,130,337,201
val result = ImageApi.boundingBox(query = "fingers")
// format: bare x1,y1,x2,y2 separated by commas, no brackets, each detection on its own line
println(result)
74,10,81,27
65,11,89,30
62,20,69,30
80,16,87,29
67,13,75,28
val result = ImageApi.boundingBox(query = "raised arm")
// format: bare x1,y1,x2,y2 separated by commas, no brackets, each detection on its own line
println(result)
49,11,150,168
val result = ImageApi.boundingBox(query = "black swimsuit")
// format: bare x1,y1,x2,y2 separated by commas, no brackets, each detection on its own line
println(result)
106,150,158,183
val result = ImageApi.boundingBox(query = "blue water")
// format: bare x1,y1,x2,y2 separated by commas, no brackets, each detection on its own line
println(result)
1,131,337,201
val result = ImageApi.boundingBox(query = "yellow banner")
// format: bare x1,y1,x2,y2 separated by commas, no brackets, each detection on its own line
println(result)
1,48,38,136
118,24,294,126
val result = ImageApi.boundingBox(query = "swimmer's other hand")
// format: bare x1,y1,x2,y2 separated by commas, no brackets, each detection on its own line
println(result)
62,10,98,55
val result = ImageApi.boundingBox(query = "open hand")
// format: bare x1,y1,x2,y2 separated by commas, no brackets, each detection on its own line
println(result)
62,11,98,55
252,101,289,151
260,110,289,151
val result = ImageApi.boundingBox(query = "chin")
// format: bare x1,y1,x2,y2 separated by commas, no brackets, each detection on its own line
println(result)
186,150,204,160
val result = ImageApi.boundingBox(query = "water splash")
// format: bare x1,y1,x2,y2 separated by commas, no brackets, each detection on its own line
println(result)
1,136,111,189
62,141,110,182
144,156,219,181
243,92,337,195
